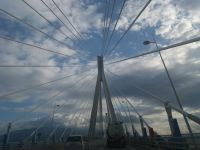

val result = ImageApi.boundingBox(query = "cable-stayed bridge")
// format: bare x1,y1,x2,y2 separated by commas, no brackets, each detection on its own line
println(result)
1,54,200,150
0,0,200,150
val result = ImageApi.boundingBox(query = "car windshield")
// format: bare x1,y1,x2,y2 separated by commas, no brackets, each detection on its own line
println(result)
67,136,82,142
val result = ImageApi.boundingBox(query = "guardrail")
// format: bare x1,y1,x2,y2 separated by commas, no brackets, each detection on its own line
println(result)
1,135,200,150
0,143,24,150
130,135,200,150
0,143,64,150
0,140,89,150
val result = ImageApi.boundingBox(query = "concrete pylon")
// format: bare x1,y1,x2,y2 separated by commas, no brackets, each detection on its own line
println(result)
31,130,37,145
98,85,104,136
88,56,117,138
165,103,176,136
139,116,147,138
3,122,11,145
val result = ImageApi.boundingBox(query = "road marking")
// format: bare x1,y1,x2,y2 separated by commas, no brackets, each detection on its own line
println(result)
127,146,136,150
98,146,136,150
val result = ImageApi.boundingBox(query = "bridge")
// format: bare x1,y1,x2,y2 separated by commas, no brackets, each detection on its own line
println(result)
0,0,200,150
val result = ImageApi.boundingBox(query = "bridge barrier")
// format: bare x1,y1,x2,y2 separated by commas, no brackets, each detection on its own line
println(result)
130,135,200,150
0,143,24,150
0,136,91,150
0,143,64,150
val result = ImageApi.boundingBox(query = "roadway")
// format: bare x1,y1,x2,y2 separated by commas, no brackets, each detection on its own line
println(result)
98,146,135,150
88,139,136,150
89,145,135,150
98,147,134,150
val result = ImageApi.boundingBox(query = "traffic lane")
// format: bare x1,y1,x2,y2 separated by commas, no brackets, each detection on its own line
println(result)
98,146,135,150
88,139,136,150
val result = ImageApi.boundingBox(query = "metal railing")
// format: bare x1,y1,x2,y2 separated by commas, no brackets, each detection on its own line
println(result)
0,143,24,150
130,135,200,150
0,143,64,150
1,135,200,150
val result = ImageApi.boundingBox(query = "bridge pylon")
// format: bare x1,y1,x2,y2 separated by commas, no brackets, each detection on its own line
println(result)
88,56,117,138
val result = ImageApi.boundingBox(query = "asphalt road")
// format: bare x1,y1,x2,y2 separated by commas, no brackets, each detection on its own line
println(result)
98,146,135,150
88,139,136,150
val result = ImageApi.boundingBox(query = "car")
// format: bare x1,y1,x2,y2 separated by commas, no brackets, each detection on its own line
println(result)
106,122,126,148
64,135,86,150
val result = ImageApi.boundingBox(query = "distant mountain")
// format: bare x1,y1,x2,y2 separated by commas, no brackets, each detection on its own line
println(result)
0,126,72,144
0,126,89,145
0,117,90,144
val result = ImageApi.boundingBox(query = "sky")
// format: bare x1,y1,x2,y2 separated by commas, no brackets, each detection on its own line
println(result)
0,0,200,136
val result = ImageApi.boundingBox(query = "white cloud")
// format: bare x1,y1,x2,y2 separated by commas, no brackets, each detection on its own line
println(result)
0,0,200,136
115,0,200,43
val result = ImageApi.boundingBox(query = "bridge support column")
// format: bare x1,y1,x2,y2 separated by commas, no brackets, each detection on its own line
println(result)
31,131,37,145
88,75,101,137
148,127,155,138
172,118,181,137
131,125,137,136
165,103,183,138
139,116,147,138
98,85,104,136
3,122,11,145
165,103,176,136
125,124,129,137
88,56,117,138
148,127,155,143
52,134,56,144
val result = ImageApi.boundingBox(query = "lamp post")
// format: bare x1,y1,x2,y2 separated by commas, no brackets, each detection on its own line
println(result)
143,39,196,144
51,104,60,143
51,104,60,125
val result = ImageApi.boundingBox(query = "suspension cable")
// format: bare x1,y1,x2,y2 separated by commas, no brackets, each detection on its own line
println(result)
70,98,92,135
60,76,96,138
22,72,96,142
0,64,95,68
0,36,74,58
0,35,96,65
104,0,127,55
0,8,71,48
46,74,96,141
110,85,132,124
103,0,116,55
101,0,109,55
57,74,96,139
40,0,80,41
51,0,83,40
70,76,96,135
1,70,95,134
106,35,200,65
112,97,123,121
0,67,94,99
22,0,72,40
105,0,152,57
107,71,151,128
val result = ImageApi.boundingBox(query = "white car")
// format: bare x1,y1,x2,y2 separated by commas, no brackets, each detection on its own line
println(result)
64,135,85,150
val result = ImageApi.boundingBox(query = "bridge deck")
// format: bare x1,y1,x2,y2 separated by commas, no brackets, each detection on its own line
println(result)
88,138,138,150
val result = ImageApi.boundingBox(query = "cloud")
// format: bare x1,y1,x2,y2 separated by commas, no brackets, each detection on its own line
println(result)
105,44,200,134
0,0,200,136
115,0,200,43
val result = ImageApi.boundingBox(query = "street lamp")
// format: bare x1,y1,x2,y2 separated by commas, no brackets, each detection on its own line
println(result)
50,104,60,143
52,104,60,125
142,38,180,104
143,38,195,142
143,38,159,49
143,40,154,45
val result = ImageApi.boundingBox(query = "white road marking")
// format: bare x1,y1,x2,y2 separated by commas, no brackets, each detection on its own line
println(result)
97,146,136,150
